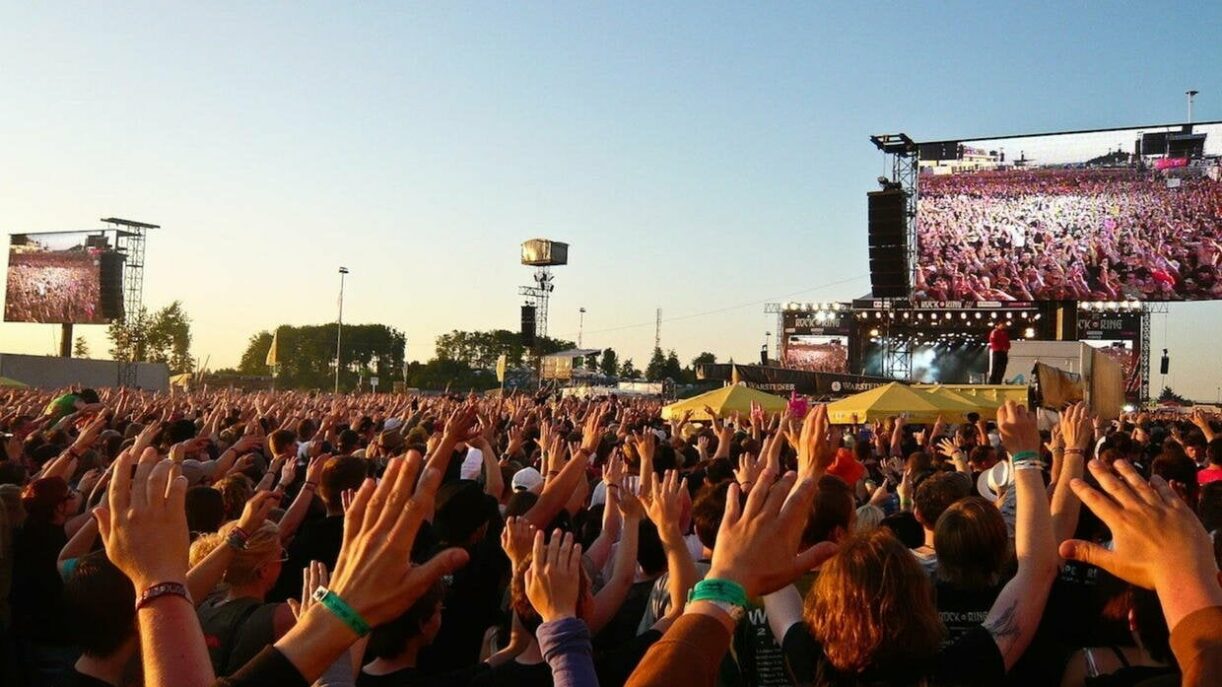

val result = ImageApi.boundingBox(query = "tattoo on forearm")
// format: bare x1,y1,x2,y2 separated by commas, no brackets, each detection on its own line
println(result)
984,599,1021,650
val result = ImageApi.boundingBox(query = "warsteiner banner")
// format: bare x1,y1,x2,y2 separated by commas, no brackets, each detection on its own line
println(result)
697,363,893,397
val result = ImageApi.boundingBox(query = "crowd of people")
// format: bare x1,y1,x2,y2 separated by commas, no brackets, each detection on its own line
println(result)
4,250,102,323
915,167,1222,302
781,340,848,374
1,385,1221,687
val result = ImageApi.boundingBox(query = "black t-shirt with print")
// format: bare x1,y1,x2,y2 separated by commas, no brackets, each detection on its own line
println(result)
934,579,1003,645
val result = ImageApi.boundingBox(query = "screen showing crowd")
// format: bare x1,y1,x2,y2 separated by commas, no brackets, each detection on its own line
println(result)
782,335,849,373
5,232,108,324
915,121,1222,302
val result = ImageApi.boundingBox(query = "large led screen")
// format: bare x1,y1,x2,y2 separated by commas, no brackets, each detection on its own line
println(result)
5,232,109,324
915,121,1222,302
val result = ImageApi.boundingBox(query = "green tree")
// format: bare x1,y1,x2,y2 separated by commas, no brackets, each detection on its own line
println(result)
403,358,499,392
434,329,575,369
599,348,619,377
72,336,90,359
663,350,684,381
237,323,406,390
691,352,717,368
107,301,194,373
619,358,640,380
645,347,667,381
1157,386,1189,404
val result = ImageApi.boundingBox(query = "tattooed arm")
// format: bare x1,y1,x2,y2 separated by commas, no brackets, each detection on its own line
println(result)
984,402,1059,671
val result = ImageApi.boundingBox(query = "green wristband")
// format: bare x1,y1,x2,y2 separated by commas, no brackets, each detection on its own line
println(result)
311,587,371,637
1011,450,1040,464
688,578,749,608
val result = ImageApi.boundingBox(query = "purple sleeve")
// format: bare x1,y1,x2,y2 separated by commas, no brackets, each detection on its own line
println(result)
537,617,598,687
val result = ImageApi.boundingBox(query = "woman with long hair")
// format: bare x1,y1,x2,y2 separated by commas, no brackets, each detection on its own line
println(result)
759,403,1058,685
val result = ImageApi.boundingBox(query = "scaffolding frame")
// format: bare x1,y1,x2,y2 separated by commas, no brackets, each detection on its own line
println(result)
869,134,919,381
102,217,158,386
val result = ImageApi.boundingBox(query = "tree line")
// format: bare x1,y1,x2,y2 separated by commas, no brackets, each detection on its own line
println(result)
106,302,722,390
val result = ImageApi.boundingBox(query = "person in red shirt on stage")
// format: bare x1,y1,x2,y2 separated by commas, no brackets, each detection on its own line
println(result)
987,322,1011,384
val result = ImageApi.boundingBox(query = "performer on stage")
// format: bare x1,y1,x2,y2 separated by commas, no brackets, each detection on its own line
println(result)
988,321,1011,384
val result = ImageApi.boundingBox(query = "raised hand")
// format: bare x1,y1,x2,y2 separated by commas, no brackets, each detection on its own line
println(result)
603,450,626,488
287,560,330,620
936,438,960,459
304,453,330,486
232,432,264,455
642,470,686,539
797,405,836,482
94,447,190,591
71,414,109,453
278,458,299,488
500,516,537,571
705,470,823,598
132,420,164,457
580,404,607,454
1059,402,1093,452
617,486,646,522
524,530,583,623
1061,459,1222,629
325,453,469,628
996,401,1041,456
238,490,281,535
735,453,762,491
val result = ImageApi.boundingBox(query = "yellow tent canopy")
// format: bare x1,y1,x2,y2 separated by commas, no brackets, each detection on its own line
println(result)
662,384,788,421
920,384,1027,407
925,385,1000,419
826,382,945,424
916,387,989,422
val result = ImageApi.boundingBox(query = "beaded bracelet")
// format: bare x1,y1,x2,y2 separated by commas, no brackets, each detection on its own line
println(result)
312,586,372,637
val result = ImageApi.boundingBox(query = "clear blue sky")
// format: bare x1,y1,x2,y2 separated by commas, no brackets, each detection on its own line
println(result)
1,3,1220,400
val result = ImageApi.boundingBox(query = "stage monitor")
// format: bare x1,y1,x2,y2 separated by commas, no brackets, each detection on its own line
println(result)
5,232,118,324
915,120,1222,302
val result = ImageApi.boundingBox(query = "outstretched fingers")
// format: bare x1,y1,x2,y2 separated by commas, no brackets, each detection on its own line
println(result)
1112,460,1162,508
1087,459,1143,512
108,448,138,512
130,447,161,509
1067,476,1122,524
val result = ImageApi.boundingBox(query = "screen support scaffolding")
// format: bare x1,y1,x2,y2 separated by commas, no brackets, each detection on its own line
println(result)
1141,303,1167,403
870,134,918,381
103,218,159,387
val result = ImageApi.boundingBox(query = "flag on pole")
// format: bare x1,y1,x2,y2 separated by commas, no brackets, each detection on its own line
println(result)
265,330,280,367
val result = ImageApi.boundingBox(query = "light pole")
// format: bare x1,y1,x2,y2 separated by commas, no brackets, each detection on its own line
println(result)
578,307,586,348
335,267,349,394
762,331,772,365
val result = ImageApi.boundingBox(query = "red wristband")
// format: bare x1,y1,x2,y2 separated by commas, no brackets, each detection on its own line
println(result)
136,582,192,611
